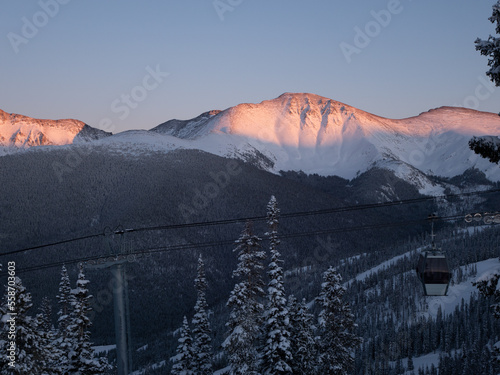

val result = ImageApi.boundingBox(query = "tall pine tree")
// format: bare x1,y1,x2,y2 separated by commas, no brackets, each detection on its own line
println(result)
287,296,317,375
316,267,361,375
470,2,500,159
262,196,292,375
36,296,64,374
55,264,74,373
0,277,50,374
223,221,266,375
66,263,109,374
171,316,195,375
475,1,500,86
191,255,213,375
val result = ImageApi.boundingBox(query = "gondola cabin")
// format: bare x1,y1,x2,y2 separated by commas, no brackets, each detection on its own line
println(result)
416,251,451,296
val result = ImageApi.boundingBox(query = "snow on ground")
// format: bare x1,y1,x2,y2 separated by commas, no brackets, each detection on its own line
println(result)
213,365,231,375
407,352,440,373
93,344,116,354
130,360,167,375
347,248,422,286
340,253,366,265
460,224,491,236
400,352,440,374
94,130,183,156
284,264,312,277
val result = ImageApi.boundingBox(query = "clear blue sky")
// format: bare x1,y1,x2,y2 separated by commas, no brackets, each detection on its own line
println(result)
1,0,500,132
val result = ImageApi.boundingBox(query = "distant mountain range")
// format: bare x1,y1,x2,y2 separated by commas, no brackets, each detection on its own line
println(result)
2,93,500,194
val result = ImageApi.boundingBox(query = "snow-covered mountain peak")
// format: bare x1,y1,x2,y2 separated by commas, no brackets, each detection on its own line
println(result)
151,110,222,138
404,106,500,135
145,93,500,186
150,93,375,143
0,109,110,148
196,92,385,146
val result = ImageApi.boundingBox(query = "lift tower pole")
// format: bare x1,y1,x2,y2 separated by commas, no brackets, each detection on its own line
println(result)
85,227,134,375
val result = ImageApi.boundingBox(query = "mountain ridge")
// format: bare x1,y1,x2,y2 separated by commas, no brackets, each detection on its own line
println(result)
152,93,500,140
0,109,111,147
146,93,500,186
3,93,500,192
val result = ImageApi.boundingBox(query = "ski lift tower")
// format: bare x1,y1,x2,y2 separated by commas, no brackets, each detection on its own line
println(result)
84,226,135,375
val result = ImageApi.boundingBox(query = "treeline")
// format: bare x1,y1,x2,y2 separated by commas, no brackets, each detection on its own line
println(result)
169,196,361,375
0,264,111,374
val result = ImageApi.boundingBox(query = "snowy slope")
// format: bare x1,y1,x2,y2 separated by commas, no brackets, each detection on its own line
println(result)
0,109,110,147
152,110,221,138
145,93,500,184
349,248,420,285
350,254,500,320
425,258,500,318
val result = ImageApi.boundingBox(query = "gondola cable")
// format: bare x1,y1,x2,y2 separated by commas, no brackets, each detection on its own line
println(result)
12,213,468,274
3,187,500,258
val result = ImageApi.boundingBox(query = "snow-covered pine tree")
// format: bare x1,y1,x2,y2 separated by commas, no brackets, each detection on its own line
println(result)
471,2,500,160
223,220,266,375
66,263,109,374
0,277,50,374
191,255,213,375
57,265,72,333
37,297,53,333
316,267,361,375
55,264,75,372
474,271,500,364
475,1,500,86
262,196,292,375
287,296,317,375
36,296,64,374
171,316,195,375
469,136,500,164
